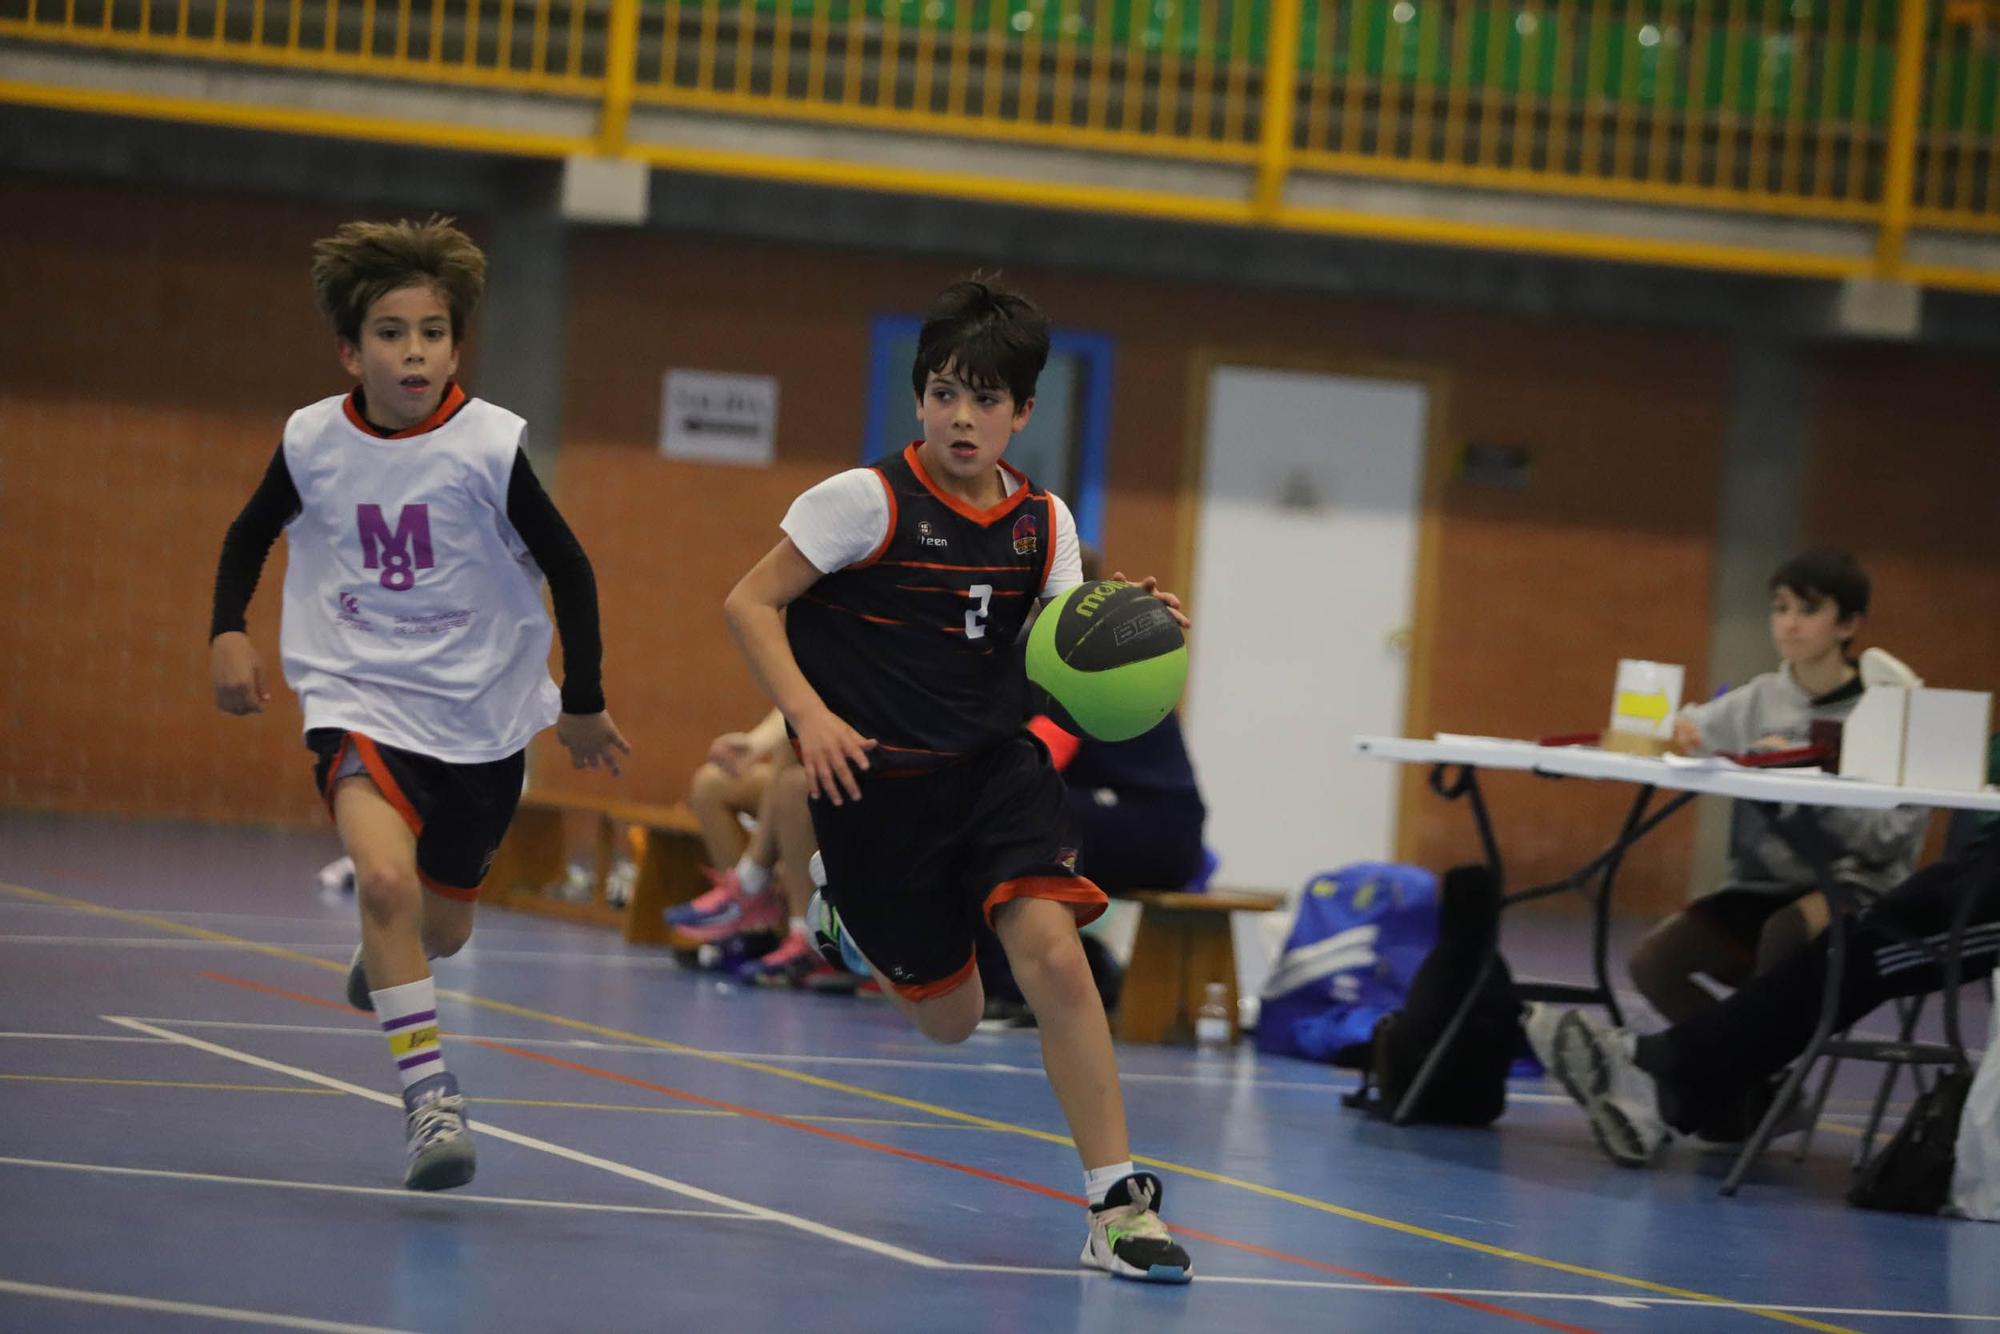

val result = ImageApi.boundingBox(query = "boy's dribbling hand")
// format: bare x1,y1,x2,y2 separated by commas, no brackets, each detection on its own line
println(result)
559,711,633,777
210,631,271,716
793,707,877,806
1112,572,1192,631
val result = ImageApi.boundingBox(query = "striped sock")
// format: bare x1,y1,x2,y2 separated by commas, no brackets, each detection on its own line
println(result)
372,977,445,1092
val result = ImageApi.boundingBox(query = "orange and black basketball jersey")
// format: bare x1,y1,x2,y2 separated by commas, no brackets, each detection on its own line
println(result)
786,444,1058,774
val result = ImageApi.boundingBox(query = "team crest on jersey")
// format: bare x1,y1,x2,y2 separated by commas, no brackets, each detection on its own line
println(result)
1011,513,1039,556
916,519,948,549
1056,847,1080,872
333,591,374,632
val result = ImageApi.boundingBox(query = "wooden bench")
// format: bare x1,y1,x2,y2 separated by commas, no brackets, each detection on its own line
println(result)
482,791,709,946
1109,889,1286,1045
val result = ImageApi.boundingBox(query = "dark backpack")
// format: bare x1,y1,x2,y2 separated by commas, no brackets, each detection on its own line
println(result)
1848,1068,1973,1214
1343,864,1521,1127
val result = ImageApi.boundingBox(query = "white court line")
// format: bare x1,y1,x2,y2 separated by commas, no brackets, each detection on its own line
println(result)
0,933,691,968
0,1277,419,1333
0,937,353,951
102,1016,947,1270
19,1021,1969,1321
0,1155,748,1219
136,1016,1366,1091
893,1266,2000,1320
115,1019,1915,1118
822,1263,1998,1321
0,1031,171,1043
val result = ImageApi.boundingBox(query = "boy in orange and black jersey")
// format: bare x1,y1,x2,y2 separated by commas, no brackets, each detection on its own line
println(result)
725,277,1195,1283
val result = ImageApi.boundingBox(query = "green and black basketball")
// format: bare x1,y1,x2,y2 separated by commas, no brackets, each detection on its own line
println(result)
1026,580,1187,742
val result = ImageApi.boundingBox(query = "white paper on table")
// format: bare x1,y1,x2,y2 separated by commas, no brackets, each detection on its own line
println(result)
1660,753,1735,770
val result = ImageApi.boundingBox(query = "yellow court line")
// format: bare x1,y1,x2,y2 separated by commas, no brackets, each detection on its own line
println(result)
0,880,1857,1333
0,1073,339,1094
478,1097,1009,1129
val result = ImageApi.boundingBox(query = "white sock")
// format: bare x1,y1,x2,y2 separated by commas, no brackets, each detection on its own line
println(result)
373,976,446,1093
1084,1161,1136,1207
735,855,772,898
790,915,808,938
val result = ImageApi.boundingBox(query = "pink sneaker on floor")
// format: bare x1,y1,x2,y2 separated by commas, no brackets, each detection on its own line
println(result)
735,930,834,987
674,875,785,946
665,867,745,931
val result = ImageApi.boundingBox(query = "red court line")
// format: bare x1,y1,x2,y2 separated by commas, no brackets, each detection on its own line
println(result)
202,972,367,1017
198,971,1595,1333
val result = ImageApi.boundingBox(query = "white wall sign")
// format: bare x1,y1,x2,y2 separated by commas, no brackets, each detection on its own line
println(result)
659,370,778,466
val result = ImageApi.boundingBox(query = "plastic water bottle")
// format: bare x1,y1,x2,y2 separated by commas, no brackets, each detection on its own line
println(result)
1194,982,1231,1054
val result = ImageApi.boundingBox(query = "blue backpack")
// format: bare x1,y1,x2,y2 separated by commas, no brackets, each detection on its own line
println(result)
1255,863,1438,1065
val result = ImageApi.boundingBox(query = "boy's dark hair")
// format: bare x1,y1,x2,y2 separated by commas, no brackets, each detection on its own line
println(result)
310,216,487,344
911,274,1051,406
1769,546,1871,626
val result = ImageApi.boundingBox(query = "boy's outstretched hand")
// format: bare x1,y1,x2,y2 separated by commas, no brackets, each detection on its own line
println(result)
793,706,877,806
558,711,633,777
210,631,271,716
1112,572,1191,630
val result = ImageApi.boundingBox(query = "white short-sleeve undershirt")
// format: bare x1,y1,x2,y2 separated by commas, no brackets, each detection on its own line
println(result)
781,467,1083,598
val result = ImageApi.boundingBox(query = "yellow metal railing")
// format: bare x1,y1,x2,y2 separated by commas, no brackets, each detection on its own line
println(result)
0,0,610,92
6,0,2000,284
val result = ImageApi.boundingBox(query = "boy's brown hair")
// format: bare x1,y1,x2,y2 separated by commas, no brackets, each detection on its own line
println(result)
310,216,487,344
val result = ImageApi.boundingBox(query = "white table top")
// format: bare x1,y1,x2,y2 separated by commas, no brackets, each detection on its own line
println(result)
1353,734,2000,814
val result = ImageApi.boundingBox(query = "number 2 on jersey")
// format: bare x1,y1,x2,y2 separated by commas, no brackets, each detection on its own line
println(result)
964,583,994,640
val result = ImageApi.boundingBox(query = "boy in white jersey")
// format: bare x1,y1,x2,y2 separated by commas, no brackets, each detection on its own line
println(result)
208,218,628,1190
724,277,1195,1282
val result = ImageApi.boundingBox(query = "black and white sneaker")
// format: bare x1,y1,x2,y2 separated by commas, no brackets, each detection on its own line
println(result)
346,945,373,1013
402,1072,476,1191
1551,1010,1669,1167
1081,1172,1192,1283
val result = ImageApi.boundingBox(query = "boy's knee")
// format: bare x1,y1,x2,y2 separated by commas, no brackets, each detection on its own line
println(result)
771,763,811,805
1009,933,1095,1006
913,1005,981,1045
355,863,420,925
906,976,984,1044
688,762,731,809
423,917,474,959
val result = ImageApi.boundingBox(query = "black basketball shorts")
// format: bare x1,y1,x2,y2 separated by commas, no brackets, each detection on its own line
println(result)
808,732,1108,1000
307,728,526,901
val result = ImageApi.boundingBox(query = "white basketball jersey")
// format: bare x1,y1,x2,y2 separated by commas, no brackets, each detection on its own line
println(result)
278,392,561,763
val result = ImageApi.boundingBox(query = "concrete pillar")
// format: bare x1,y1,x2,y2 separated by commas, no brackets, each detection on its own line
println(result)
1685,335,1809,899
473,172,570,476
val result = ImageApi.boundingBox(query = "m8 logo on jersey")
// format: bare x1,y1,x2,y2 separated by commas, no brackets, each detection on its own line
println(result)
357,504,435,591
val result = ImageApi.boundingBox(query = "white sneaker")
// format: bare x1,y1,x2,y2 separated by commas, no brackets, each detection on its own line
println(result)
1551,1010,1669,1167
316,855,356,899
1521,1001,1561,1071
1080,1172,1192,1283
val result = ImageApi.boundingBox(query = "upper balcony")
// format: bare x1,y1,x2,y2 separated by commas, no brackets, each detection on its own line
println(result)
6,0,2000,291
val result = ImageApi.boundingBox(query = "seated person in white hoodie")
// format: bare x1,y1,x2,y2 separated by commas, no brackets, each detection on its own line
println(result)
1629,547,1929,1040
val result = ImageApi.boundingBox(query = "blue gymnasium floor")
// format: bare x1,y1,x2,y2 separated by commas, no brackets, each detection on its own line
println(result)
1,811,1995,1334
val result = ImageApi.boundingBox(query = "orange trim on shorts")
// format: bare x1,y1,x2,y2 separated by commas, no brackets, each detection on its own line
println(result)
419,868,480,902
347,733,424,837
891,951,978,1003
983,875,1108,930
854,468,898,568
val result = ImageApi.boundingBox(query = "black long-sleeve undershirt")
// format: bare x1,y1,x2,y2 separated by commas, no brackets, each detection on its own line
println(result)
209,444,606,715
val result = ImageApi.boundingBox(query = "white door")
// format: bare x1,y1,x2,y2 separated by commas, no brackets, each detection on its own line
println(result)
1183,366,1430,1004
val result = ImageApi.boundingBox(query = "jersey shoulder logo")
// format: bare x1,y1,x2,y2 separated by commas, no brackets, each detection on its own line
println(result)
1011,513,1039,557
